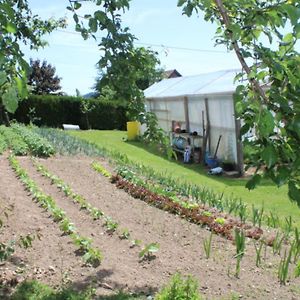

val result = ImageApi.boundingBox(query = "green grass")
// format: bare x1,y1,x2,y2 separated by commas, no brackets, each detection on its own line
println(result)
70,130,300,227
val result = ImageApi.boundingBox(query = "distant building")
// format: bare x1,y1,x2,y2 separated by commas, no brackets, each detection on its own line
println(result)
163,69,182,79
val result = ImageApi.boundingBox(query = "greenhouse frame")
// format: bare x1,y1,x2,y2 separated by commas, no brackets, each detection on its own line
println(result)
144,69,244,174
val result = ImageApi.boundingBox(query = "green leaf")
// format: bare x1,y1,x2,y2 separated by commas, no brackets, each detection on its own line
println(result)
177,0,186,6
257,110,274,137
282,4,300,26
2,86,18,113
246,174,261,190
88,18,98,33
15,76,28,99
288,181,300,206
74,2,82,10
261,145,278,168
0,72,6,86
73,14,79,23
274,166,290,187
94,10,107,24
6,22,17,33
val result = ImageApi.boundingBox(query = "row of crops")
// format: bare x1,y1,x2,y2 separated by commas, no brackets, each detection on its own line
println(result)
2,124,300,287
0,124,54,157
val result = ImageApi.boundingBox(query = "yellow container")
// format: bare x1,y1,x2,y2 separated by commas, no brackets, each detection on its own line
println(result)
127,121,140,140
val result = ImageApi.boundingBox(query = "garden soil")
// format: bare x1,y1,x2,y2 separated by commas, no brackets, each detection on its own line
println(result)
0,154,300,299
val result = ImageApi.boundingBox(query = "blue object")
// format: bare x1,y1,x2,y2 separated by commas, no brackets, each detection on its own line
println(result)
205,151,218,168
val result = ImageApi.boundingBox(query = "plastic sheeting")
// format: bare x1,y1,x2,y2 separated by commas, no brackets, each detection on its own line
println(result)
144,69,240,99
145,70,242,167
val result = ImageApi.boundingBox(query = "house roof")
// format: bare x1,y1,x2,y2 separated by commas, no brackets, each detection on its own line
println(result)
163,69,182,79
144,69,241,99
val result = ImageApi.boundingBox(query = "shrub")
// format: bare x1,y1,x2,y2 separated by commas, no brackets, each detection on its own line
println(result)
12,94,127,130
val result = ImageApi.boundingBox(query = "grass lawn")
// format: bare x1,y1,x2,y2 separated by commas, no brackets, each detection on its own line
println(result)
70,130,300,226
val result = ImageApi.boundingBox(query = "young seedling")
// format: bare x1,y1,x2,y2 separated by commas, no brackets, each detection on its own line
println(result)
254,240,264,267
267,212,280,228
59,218,76,235
234,229,245,278
251,204,264,228
272,232,285,255
294,261,300,278
139,243,160,260
131,239,142,248
19,234,35,249
119,228,130,240
278,245,293,285
104,217,118,233
284,216,293,236
203,232,213,259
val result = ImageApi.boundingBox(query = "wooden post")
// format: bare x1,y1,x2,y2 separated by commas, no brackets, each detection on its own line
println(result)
184,96,190,133
202,97,211,165
235,117,244,175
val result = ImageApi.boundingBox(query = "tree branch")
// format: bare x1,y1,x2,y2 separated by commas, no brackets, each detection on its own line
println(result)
214,0,268,104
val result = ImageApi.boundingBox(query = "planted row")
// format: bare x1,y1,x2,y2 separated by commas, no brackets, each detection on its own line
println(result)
0,125,29,155
11,124,55,157
92,162,263,241
33,159,160,260
36,128,292,232
8,155,102,266
0,133,8,155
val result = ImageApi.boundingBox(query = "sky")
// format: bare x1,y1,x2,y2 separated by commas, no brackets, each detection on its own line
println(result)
22,0,241,95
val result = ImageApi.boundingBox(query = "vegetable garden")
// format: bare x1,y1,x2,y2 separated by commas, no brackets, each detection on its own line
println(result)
1,124,300,299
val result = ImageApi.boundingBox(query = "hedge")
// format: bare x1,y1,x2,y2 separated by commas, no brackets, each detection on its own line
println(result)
12,95,128,130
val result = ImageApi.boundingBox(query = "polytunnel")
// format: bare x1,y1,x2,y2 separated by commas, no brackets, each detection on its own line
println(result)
144,69,244,174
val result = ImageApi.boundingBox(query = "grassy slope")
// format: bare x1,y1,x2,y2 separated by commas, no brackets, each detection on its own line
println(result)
70,130,300,225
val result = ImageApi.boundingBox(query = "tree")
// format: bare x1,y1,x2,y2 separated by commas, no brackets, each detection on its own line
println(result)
28,59,62,95
178,0,300,204
0,0,65,123
94,46,163,117
68,0,162,120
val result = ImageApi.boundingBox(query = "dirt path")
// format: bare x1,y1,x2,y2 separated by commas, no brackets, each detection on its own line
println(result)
1,154,300,299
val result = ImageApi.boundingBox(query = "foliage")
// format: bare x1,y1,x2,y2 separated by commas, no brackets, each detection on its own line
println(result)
155,273,202,300
12,94,127,130
34,127,106,156
278,245,293,285
95,47,162,120
9,154,102,266
71,130,300,229
178,0,300,205
68,0,162,121
203,232,213,259
234,229,246,278
139,242,160,260
28,59,61,95
139,112,175,160
0,125,29,155
0,0,65,120
11,280,92,300
11,123,55,157
0,132,8,154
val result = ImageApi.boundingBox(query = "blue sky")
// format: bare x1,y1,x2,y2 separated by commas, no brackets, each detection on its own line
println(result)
22,0,240,95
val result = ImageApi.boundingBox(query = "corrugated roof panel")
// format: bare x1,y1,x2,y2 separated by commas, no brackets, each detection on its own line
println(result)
144,69,240,98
